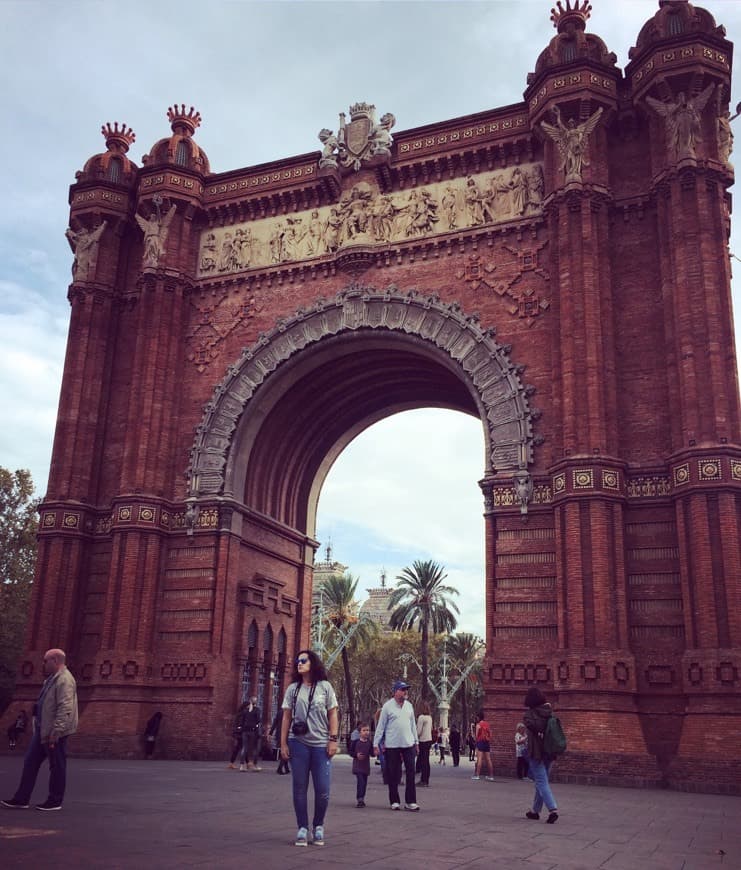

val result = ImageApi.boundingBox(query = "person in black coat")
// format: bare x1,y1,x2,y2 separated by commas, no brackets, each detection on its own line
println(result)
449,723,461,767
144,712,163,759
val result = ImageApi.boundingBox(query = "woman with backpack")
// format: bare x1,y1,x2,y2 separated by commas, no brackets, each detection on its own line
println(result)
522,687,559,824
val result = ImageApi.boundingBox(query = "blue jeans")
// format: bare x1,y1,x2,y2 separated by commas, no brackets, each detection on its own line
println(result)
528,757,557,813
289,738,331,829
14,730,68,805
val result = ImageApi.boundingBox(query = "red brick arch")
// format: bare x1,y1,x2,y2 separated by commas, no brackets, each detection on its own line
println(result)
188,285,537,529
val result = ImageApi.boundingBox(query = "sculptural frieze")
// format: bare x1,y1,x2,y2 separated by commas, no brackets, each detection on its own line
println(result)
540,105,603,183
318,102,396,171
197,162,545,278
645,83,715,162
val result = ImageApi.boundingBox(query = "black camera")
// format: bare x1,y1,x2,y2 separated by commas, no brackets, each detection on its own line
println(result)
292,719,309,736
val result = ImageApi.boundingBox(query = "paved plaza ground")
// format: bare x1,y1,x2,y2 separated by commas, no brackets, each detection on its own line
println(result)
0,751,738,869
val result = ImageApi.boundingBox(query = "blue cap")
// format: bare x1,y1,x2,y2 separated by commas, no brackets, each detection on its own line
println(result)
393,680,410,692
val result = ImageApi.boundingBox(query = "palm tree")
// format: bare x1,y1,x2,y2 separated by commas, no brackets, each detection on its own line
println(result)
320,573,375,729
388,560,459,699
447,632,484,734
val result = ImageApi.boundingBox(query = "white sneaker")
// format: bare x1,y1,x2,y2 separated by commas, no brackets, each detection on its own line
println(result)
239,764,246,772
390,802,401,810
404,803,420,812
295,827,308,847
312,825,324,846
471,775,480,780
485,776,495,781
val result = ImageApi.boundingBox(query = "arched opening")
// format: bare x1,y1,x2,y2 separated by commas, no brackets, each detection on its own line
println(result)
315,408,486,635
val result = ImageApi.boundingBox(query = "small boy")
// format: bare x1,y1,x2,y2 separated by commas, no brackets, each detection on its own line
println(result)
515,722,529,780
351,722,372,807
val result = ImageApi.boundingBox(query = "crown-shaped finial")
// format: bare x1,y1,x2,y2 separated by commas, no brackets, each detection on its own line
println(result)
101,122,136,152
349,102,376,121
167,104,202,136
550,0,592,32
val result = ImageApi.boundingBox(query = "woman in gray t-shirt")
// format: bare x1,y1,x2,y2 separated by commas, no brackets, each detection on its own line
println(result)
280,649,338,847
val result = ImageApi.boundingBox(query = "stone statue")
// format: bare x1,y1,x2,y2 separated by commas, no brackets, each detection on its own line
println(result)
465,177,485,226
716,88,734,168
135,203,176,268
441,186,459,230
541,105,603,182
318,128,339,168
513,470,533,516
526,165,545,212
235,227,252,268
324,208,342,252
405,189,439,237
65,220,107,281
645,83,715,162
369,112,396,156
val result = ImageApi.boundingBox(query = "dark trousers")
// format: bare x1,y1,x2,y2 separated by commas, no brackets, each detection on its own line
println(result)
451,744,460,766
355,772,368,800
517,756,529,779
14,731,68,805
418,741,432,784
384,746,417,806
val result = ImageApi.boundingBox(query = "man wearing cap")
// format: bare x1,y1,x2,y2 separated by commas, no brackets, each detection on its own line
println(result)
373,680,420,811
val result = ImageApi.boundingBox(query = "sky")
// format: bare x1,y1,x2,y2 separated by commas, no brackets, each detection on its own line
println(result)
2,0,740,640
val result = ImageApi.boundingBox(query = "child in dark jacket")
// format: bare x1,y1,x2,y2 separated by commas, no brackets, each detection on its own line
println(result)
350,722,372,807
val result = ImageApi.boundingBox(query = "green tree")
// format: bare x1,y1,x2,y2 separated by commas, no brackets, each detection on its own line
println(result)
388,560,459,700
447,631,484,733
320,573,376,730
0,468,38,712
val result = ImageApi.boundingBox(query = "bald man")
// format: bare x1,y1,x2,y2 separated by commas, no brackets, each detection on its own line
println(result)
2,648,78,811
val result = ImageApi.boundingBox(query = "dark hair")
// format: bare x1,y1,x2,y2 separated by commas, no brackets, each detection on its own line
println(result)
476,710,485,721
357,721,369,729
524,687,547,708
290,649,329,684
417,701,431,716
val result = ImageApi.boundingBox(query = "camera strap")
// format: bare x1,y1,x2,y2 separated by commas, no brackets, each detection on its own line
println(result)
291,681,317,722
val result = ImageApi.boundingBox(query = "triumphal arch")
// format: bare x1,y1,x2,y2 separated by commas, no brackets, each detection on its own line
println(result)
14,1,741,789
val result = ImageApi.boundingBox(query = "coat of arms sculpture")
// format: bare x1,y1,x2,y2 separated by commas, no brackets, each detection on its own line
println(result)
319,102,396,171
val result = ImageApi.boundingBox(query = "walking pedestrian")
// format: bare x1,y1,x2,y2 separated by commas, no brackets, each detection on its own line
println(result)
280,649,339,847
472,710,494,781
350,722,372,807
143,711,162,759
416,701,433,787
2,649,78,812
449,723,461,767
515,722,529,780
227,702,247,769
523,687,559,823
239,697,262,771
374,680,420,812
6,711,28,750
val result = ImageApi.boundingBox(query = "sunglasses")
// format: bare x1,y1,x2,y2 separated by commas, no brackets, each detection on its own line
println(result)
296,657,310,665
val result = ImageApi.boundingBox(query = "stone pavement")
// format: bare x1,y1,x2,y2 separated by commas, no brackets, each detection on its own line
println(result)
0,752,738,870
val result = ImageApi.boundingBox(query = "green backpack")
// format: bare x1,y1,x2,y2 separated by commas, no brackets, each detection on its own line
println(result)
543,714,567,756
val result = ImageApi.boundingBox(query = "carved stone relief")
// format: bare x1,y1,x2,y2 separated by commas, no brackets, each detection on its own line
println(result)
197,163,544,278
187,290,264,373
187,286,538,498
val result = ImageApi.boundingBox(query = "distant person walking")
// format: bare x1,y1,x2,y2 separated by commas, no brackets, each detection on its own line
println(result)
523,687,559,824
7,710,28,750
374,680,420,812
2,648,78,812
143,712,163,759
239,697,262,771
472,710,494,781
515,722,529,780
270,709,290,774
416,701,433,787
449,723,461,767
438,727,448,765
280,649,339,847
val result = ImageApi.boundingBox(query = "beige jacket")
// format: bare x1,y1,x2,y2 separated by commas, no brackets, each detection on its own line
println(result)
39,666,78,741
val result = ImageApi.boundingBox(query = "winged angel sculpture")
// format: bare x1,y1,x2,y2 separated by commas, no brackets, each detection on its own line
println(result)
541,105,603,183
135,201,177,268
645,83,715,162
